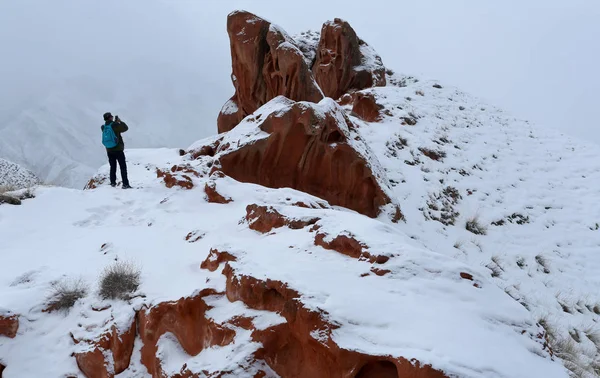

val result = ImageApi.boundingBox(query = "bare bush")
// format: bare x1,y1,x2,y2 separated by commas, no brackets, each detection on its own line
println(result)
535,254,551,274
46,278,88,313
584,326,600,349
99,261,141,300
466,216,487,235
539,318,600,377
0,185,16,194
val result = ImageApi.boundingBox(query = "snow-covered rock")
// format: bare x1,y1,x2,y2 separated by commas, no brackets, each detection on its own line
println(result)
1,10,599,378
0,158,39,190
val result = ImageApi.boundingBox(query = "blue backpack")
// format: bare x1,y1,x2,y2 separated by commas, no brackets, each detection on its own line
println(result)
102,122,118,148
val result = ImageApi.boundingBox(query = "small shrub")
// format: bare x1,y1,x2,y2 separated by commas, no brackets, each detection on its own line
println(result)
516,257,526,269
424,186,461,226
419,147,446,161
486,261,502,278
593,304,600,315
20,188,35,200
466,216,487,235
401,116,418,126
453,240,463,249
46,278,88,313
99,261,141,300
558,299,573,314
535,254,551,274
584,326,600,348
569,329,581,343
469,239,484,253
0,185,16,194
0,194,21,205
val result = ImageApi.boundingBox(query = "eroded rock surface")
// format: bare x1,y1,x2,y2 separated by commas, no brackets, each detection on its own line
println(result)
217,11,323,133
220,262,448,378
138,289,236,377
74,316,137,378
313,18,386,100
352,91,384,122
0,314,18,338
245,204,319,233
216,97,399,219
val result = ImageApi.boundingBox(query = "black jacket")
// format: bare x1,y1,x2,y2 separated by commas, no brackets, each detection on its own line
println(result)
101,120,129,152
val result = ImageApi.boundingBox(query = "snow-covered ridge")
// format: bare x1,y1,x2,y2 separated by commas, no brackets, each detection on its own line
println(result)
0,158,39,190
1,28,600,378
349,74,600,377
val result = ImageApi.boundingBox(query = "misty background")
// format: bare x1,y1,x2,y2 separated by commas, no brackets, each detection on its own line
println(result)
1,0,598,187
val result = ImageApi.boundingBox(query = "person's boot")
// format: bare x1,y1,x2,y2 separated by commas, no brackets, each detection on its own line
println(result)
122,184,132,189
110,183,117,188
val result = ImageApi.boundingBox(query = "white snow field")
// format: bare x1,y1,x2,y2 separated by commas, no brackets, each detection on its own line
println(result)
1,75,599,377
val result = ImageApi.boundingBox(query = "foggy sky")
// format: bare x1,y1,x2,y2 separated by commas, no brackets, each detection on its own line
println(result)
1,0,598,144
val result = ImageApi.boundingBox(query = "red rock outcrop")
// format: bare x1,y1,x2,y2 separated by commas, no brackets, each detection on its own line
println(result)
0,314,18,338
217,98,396,218
74,316,137,378
313,18,386,100
314,232,389,264
245,204,319,233
0,363,5,377
352,91,384,122
138,289,236,377
84,175,107,190
217,11,323,133
219,263,447,378
201,248,237,272
156,168,194,189
204,172,232,204
189,138,222,159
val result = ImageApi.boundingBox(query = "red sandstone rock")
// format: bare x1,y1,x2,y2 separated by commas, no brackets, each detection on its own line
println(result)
217,98,397,218
313,18,386,100
138,289,236,377
352,91,384,122
217,11,323,133
245,204,319,233
460,272,474,281
220,264,448,378
190,138,223,159
0,363,5,377
371,267,391,276
157,168,194,189
314,232,365,259
201,248,237,272
74,316,137,378
204,180,232,204
0,314,18,338
185,230,205,243
314,232,390,265
84,175,107,190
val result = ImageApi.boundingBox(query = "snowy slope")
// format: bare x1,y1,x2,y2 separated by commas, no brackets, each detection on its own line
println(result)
349,74,600,376
0,149,566,378
0,158,39,190
0,75,599,377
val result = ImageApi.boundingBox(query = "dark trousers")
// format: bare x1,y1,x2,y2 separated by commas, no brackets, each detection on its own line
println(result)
107,150,129,186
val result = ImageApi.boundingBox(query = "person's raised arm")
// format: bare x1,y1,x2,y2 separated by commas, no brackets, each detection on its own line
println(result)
114,116,129,133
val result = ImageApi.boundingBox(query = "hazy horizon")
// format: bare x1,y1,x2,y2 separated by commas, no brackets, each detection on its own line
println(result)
1,0,598,146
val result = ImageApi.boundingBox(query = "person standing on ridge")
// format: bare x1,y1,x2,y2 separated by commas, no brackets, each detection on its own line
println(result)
101,112,132,189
